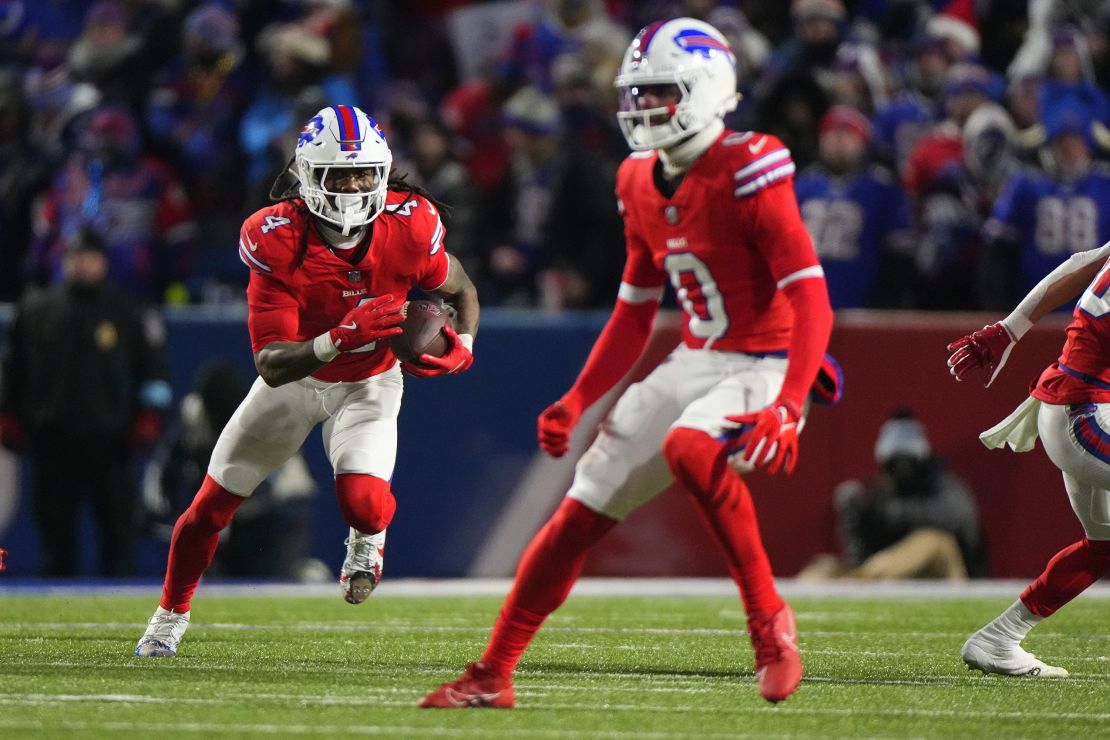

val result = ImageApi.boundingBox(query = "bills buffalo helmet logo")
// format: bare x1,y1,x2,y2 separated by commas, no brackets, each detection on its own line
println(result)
673,29,734,63
297,115,325,148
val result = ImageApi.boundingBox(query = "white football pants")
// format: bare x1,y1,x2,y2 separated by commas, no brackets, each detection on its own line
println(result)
1037,401,1110,540
568,344,789,520
208,365,403,496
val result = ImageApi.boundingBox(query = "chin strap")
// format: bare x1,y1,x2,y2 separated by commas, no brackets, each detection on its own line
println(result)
659,119,724,176
317,219,365,249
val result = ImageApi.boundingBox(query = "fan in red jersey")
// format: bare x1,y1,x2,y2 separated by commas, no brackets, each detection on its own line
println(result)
135,104,480,658
947,240,1110,678
421,17,833,709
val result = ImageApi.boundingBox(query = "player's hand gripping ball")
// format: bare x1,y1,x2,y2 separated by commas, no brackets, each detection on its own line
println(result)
389,300,450,362
391,300,474,377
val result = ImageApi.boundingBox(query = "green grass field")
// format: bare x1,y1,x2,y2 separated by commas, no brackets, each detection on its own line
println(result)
1,589,1107,738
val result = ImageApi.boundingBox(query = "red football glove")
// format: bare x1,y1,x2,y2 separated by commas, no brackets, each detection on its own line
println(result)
128,407,162,451
726,399,804,475
947,322,1015,387
537,397,583,458
402,326,474,377
0,546,6,572
0,412,27,454
330,294,406,352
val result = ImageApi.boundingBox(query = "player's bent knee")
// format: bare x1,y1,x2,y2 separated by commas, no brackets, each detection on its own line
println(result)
662,427,714,477
335,473,395,534
184,474,243,532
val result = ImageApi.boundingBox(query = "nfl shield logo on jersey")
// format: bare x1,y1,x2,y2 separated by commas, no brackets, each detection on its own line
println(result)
347,270,362,283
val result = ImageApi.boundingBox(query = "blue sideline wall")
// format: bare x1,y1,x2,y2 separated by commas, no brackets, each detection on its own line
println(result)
0,307,1079,580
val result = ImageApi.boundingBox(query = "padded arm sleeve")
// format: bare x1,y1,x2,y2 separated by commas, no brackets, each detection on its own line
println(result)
776,276,834,410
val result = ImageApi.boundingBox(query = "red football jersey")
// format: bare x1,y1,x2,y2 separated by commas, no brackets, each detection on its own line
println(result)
616,130,821,353
1034,257,1110,404
240,191,450,382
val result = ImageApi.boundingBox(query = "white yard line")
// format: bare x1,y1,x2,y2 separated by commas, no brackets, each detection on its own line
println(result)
2,622,1104,643
2,578,1109,599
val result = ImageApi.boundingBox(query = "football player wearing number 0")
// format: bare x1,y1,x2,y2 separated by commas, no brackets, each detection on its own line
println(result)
135,105,478,657
947,241,1110,678
421,18,832,708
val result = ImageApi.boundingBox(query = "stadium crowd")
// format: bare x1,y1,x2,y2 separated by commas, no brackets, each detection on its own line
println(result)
1,0,1109,311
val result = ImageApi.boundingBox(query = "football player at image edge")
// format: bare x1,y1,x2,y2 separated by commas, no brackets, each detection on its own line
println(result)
948,237,1110,677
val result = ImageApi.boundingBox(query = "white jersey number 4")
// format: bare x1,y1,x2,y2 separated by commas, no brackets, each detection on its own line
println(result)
260,215,292,234
664,252,729,341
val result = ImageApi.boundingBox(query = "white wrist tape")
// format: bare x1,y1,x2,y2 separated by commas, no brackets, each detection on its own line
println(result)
313,332,340,362
459,333,474,353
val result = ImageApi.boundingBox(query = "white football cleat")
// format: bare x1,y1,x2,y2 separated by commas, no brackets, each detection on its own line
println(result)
340,528,385,604
135,606,190,657
961,630,1068,677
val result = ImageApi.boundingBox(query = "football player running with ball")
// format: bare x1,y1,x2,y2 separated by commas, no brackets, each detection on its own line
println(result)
421,18,832,708
948,241,1110,677
135,105,479,657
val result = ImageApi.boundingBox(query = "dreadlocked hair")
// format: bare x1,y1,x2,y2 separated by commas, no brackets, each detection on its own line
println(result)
268,156,313,268
266,162,452,269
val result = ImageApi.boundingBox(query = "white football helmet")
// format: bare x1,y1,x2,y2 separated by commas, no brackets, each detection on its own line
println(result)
614,18,739,151
294,105,391,235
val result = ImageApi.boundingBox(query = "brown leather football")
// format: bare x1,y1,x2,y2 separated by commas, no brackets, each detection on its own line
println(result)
388,300,450,362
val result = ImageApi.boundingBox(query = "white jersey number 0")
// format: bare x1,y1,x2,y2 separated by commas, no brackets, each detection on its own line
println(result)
664,252,729,340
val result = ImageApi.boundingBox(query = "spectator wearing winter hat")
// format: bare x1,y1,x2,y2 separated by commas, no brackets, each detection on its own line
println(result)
146,3,249,205
903,63,997,199
27,104,197,303
239,20,357,201
794,105,913,309
477,87,563,306
145,3,253,303
23,42,102,162
871,34,946,179
926,0,980,63
919,104,1019,311
66,1,148,110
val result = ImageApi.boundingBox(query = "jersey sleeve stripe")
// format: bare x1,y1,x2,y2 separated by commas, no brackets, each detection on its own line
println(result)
734,162,796,198
776,264,825,289
733,148,791,182
430,217,444,255
238,240,273,273
618,282,665,304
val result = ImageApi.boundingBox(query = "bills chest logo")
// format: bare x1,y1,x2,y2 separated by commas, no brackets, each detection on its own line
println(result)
673,29,734,63
298,115,325,148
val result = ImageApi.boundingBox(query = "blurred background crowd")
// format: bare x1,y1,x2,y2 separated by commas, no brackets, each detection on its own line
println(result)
2,0,1110,312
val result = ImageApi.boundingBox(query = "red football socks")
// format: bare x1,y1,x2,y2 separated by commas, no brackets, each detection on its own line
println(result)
1020,537,1110,617
160,475,244,613
481,498,617,677
663,427,784,621
335,473,396,534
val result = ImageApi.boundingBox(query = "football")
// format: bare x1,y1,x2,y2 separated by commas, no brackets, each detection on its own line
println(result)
389,300,450,362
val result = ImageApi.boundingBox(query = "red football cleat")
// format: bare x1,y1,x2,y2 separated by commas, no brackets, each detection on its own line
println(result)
750,603,803,703
419,661,515,709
